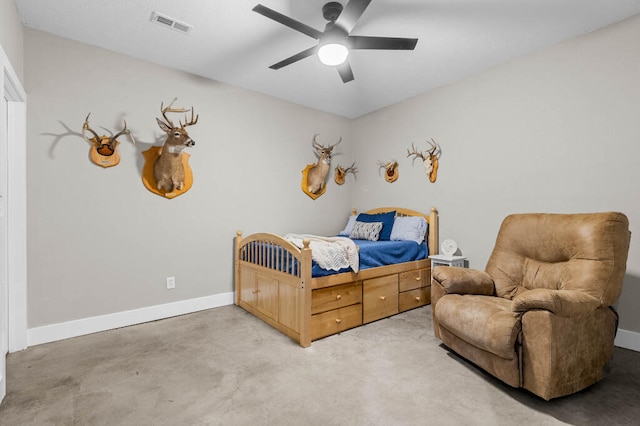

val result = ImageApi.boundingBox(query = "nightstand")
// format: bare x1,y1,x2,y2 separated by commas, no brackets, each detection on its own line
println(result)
429,254,467,268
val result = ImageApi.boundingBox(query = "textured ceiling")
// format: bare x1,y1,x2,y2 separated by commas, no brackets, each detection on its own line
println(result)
15,0,640,118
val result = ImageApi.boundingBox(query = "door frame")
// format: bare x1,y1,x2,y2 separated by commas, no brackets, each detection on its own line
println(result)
1,45,27,354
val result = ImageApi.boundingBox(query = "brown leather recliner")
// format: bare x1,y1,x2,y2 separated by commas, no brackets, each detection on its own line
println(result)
431,212,630,400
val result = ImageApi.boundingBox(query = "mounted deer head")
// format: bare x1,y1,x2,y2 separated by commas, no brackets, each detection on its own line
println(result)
407,139,441,183
334,162,358,185
154,98,198,194
306,134,342,195
82,113,134,168
377,160,399,183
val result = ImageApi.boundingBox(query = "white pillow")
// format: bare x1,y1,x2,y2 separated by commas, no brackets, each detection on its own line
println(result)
349,221,383,241
390,216,428,244
338,215,357,236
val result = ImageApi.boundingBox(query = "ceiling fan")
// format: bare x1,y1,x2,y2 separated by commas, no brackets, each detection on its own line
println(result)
253,0,418,83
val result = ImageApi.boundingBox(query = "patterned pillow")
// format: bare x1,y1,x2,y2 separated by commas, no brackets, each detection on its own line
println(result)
349,221,383,241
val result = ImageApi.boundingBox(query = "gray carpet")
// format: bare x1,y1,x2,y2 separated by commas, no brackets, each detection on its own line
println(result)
1,305,639,425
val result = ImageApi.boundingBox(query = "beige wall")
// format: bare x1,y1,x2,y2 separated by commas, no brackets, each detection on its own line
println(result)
24,29,352,327
0,0,24,80
24,13,640,336
352,14,640,333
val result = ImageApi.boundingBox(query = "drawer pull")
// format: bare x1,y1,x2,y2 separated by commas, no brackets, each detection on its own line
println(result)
416,276,422,281
252,289,260,294
335,318,342,324
415,296,421,301
336,294,342,300
380,296,386,301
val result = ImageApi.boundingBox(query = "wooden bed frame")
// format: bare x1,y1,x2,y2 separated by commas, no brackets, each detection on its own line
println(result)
234,207,439,347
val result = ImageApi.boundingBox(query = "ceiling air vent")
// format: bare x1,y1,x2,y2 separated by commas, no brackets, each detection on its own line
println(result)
150,11,193,34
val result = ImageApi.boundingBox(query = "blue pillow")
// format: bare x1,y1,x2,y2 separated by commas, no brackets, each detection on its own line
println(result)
356,211,396,241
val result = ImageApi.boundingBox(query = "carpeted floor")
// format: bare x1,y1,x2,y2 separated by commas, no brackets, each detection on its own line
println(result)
1,305,639,425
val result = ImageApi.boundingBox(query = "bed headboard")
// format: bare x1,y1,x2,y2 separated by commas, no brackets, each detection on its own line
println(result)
354,207,439,256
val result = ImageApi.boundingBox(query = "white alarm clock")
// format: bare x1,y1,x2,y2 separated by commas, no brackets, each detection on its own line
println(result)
441,239,458,256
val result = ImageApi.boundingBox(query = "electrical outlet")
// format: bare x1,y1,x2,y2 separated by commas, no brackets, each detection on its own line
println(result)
166,276,176,290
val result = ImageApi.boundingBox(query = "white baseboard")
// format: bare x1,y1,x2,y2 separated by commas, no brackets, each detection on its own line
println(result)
615,328,640,352
27,292,234,347
25,296,640,352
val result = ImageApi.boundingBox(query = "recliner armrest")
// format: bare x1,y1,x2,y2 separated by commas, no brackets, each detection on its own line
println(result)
512,288,601,317
432,267,495,295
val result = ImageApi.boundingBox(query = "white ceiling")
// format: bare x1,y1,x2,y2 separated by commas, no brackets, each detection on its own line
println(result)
15,0,640,118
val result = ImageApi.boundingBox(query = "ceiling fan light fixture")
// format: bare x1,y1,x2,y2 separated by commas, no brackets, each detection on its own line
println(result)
318,43,349,66
253,0,418,82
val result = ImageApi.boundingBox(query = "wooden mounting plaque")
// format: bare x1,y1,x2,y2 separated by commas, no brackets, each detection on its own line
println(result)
301,163,326,200
141,146,193,199
89,138,120,168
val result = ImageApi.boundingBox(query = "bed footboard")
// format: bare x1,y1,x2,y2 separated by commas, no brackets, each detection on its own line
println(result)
234,232,313,347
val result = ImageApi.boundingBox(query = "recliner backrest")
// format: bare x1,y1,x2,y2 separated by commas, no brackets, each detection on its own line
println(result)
486,212,630,306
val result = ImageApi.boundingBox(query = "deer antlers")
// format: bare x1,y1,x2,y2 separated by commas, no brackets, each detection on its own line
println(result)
407,139,440,163
82,113,133,150
159,97,198,129
334,162,358,185
406,143,426,162
407,139,441,183
377,160,399,183
82,113,134,167
82,114,102,145
312,134,342,152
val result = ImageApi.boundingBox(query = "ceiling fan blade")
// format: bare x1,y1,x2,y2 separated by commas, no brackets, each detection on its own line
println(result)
335,0,372,33
337,61,355,83
253,4,323,39
269,45,318,70
348,35,418,50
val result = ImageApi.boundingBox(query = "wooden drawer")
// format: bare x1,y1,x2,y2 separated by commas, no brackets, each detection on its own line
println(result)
311,304,362,340
399,287,431,312
312,283,362,315
363,275,399,323
398,268,430,292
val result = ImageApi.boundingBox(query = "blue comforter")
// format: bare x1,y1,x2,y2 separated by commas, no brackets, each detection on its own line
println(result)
311,239,428,277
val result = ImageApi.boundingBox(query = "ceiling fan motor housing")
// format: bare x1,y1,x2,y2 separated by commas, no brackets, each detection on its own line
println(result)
322,2,343,22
